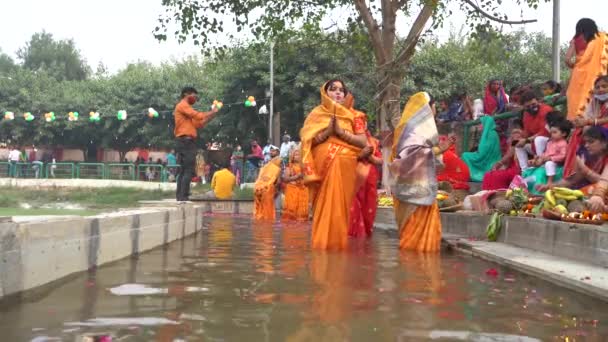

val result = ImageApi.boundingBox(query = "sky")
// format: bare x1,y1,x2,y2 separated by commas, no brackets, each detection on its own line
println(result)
0,0,607,73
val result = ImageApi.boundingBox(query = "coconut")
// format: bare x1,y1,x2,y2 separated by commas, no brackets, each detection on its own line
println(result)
567,200,586,213
439,197,457,208
495,199,514,214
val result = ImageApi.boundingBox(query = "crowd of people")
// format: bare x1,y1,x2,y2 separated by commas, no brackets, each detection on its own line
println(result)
436,18,608,211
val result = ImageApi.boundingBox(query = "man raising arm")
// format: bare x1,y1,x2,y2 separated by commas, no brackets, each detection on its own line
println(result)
174,86,219,201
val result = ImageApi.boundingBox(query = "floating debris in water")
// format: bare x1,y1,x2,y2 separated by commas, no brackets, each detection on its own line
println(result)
64,317,179,327
485,268,499,277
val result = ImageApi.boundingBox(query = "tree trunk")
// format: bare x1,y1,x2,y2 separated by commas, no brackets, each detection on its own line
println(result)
119,150,128,162
377,70,405,192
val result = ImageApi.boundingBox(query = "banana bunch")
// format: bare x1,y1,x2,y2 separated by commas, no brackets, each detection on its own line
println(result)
378,196,394,207
544,187,584,212
552,187,584,201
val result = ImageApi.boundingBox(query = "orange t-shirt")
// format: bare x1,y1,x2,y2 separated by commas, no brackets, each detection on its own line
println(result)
173,99,213,138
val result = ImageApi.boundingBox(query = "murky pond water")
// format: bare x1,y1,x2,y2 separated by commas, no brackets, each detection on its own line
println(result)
1,215,607,341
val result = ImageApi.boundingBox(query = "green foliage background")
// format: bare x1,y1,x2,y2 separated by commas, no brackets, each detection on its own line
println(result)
0,28,565,160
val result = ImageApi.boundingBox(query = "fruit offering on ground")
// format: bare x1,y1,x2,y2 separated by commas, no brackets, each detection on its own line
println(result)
508,187,529,211
495,199,514,214
377,195,394,207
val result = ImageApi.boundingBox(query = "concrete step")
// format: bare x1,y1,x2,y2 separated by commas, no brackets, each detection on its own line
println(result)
452,239,608,302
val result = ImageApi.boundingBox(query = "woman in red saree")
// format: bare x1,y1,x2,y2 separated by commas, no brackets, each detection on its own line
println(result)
348,131,383,238
483,79,509,115
300,79,367,250
436,135,470,191
482,127,524,190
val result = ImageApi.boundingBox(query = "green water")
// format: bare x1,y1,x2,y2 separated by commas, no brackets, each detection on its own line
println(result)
0,215,606,341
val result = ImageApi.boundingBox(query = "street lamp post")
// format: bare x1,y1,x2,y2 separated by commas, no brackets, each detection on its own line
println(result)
269,42,275,145
552,0,561,82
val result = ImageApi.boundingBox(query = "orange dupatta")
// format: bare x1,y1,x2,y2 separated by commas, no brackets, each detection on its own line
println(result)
567,33,608,119
300,83,365,184
253,157,282,220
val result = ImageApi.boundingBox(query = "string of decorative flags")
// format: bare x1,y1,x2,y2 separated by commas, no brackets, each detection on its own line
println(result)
2,96,263,123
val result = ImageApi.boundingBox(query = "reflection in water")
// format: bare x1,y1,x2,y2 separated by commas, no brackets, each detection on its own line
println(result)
1,215,607,341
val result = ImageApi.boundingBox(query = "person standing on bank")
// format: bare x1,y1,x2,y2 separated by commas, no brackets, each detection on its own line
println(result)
174,86,219,201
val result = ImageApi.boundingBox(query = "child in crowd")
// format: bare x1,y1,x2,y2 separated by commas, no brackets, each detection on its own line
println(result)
530,119,572,187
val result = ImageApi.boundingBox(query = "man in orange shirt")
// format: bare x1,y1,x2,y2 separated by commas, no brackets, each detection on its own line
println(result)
174,86,218,201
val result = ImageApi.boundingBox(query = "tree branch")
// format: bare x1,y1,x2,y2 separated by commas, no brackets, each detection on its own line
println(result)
462,0,537,25
393,2,435,67
381,0,397,56
353,0,387,63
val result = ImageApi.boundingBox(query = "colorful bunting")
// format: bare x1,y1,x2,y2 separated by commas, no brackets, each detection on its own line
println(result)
44,112,56,122
68,111,79,121
148,107,159,118
89,111,101,122
23,112,35,121
117,110,127,120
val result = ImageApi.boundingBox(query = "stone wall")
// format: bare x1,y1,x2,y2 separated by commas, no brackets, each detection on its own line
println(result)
375,208,608,268
0,204,203,299
0,178,176,191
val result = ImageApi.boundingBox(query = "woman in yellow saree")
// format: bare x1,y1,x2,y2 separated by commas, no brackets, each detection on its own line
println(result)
566,18,608,119
300,79,368,250
253,147,282,220
390,92,442,252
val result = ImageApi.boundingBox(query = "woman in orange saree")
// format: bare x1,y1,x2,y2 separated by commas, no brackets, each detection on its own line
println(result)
282,147,310,221
300,80,367,250
253,147,282,220
349,131,383,238
565,18,608,120
390,92,442,252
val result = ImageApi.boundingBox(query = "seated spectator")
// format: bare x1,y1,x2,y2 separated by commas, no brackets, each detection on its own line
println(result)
484,79,509,115
482,121,524,190
437,93,473,122
514,90,553,171
541,80,562,99
436,135,470,191
204,161,236,199
523,119,572,193
537,126,608,212
462,115,502,182
564,75,608,178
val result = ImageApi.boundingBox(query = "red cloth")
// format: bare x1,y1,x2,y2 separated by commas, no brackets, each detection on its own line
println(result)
573,34,588,55
483,84,509,115
522,103,552,138
436,137,470,190
251,145,263,158
349,149,381,238
482,154,520,191
564,104,608,177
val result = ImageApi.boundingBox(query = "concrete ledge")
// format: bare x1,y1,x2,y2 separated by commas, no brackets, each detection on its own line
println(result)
0,178,176,191
375,208,608,268
454,240,608,303
0,203,204,300
187,199,254,215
